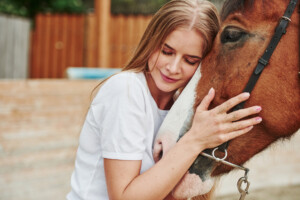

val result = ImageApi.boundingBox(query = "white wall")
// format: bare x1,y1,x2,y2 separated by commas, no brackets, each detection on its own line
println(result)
0,15,31,79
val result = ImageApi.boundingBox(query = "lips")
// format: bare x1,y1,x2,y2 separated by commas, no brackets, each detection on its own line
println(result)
160,72,179,83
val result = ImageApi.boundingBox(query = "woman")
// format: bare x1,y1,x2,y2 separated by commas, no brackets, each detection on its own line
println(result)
67,0,262,199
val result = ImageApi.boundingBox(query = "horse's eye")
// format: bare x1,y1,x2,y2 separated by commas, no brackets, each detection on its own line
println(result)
221,27,247,44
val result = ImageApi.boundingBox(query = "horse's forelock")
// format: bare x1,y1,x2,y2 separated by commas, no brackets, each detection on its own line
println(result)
221,0,255,21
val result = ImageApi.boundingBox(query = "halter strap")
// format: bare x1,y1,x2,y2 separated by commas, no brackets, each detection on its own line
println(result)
218,0,299,152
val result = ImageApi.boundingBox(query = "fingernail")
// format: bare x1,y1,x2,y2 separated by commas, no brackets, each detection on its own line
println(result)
243,92,250,98
256,106,262,112
256,117,262,122
208,87,214,94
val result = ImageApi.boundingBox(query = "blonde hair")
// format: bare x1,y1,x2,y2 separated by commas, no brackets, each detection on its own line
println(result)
123,0,220,73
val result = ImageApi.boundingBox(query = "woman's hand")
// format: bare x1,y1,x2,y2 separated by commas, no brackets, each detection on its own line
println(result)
188,88,262,151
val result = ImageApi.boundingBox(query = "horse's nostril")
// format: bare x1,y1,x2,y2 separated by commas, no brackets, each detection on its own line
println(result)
153,140,163,163
158,149,163,160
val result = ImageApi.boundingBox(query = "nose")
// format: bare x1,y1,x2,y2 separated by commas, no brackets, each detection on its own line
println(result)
153,139,163,163
166,56,181,74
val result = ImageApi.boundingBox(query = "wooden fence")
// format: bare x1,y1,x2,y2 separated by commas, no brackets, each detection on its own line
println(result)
29,0,225,79
30,13,152,78
0,15,31,79
30,14,85,78
109,15,152,68
1,0,225,79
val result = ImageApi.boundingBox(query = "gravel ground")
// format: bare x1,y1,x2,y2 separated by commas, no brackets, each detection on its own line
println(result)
216,184,300,200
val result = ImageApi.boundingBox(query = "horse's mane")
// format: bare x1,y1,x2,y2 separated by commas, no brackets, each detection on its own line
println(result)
220,0,255,21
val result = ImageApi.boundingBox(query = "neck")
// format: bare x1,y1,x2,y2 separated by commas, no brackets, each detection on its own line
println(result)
145,72,175,110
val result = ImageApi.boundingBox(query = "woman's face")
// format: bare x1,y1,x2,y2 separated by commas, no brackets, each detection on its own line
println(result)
147,28,205,95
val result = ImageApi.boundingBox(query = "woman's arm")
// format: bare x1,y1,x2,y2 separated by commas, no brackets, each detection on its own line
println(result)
104,134,202,200
104,89,261,200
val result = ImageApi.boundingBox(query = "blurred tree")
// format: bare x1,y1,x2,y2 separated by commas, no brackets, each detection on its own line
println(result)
111,0,169,15
0,0,87,18
0,0,225,17
110,0,225,15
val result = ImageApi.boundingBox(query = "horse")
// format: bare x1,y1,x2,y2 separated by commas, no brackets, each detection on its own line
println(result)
153,0,300,199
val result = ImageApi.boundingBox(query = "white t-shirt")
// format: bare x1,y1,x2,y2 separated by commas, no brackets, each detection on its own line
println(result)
67,72,169,200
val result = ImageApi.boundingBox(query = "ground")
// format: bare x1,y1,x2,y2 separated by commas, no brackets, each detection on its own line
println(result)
217,184,300,200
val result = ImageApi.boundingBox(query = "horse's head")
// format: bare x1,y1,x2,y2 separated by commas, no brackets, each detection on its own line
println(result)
153,0,300,199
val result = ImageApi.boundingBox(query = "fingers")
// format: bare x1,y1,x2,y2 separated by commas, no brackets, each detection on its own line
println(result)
196,88,215,112
225,116,262,134
225,125,254,141
214,92,250,114
225,106,262,122
215,117,260,146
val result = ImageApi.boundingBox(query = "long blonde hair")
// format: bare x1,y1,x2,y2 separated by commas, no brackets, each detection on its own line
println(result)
123,0,220,73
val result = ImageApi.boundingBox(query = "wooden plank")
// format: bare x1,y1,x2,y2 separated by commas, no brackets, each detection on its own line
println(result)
74,15,84,68
45,14,53,78
125,15,135,65
41,14,53,78
109,15,122,68
12,17,30,78
5,17,15,78
51,14,60,78
69,15,77,68
95,0,111,68
121,16,129,67
55,14,64,78
110,15,116,68
85,13,98,67
0,15,8,78
60,14,69,78
134,15,144,46
30,15,42,78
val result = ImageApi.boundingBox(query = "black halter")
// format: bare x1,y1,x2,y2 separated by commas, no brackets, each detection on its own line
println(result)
218,0,299,152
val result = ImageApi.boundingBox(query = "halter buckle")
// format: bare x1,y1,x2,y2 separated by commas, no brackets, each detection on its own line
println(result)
212,147,228,161
281,16,291,22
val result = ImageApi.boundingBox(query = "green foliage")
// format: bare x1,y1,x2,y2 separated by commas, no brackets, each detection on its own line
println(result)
0,0,225,18
111,0,169,15
0,0,28,17
0,0,87,18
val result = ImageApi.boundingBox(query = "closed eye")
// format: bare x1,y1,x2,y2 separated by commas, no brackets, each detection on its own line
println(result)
185,57,200,65
161,49,173,55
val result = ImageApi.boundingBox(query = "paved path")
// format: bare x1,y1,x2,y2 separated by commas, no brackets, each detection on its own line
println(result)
215,130,300,199
0,80,98,200
0,80,299,200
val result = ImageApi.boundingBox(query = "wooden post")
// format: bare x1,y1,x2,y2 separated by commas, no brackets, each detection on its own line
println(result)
95,0,111,68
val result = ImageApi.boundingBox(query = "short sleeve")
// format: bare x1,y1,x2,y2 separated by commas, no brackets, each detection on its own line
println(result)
91,73,148,160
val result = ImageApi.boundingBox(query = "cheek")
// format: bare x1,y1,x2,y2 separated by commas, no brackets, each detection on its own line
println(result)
148,51,160,71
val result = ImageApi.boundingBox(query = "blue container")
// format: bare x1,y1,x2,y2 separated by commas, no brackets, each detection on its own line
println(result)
66,67,122,79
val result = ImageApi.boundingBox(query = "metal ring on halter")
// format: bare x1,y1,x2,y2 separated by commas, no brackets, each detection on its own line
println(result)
281,16,291,22
212,147,228,161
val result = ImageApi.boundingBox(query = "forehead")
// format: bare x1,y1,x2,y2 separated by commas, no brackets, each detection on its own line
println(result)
221,0,253,21
164,28,205,56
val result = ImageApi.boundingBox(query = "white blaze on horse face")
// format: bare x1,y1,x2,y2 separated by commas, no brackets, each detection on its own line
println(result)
172,172,214,199
153,66,201,161
153,65,215,198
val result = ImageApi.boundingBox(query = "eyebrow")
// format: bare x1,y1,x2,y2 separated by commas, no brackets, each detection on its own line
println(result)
163,43,202,60
228,15,248,27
